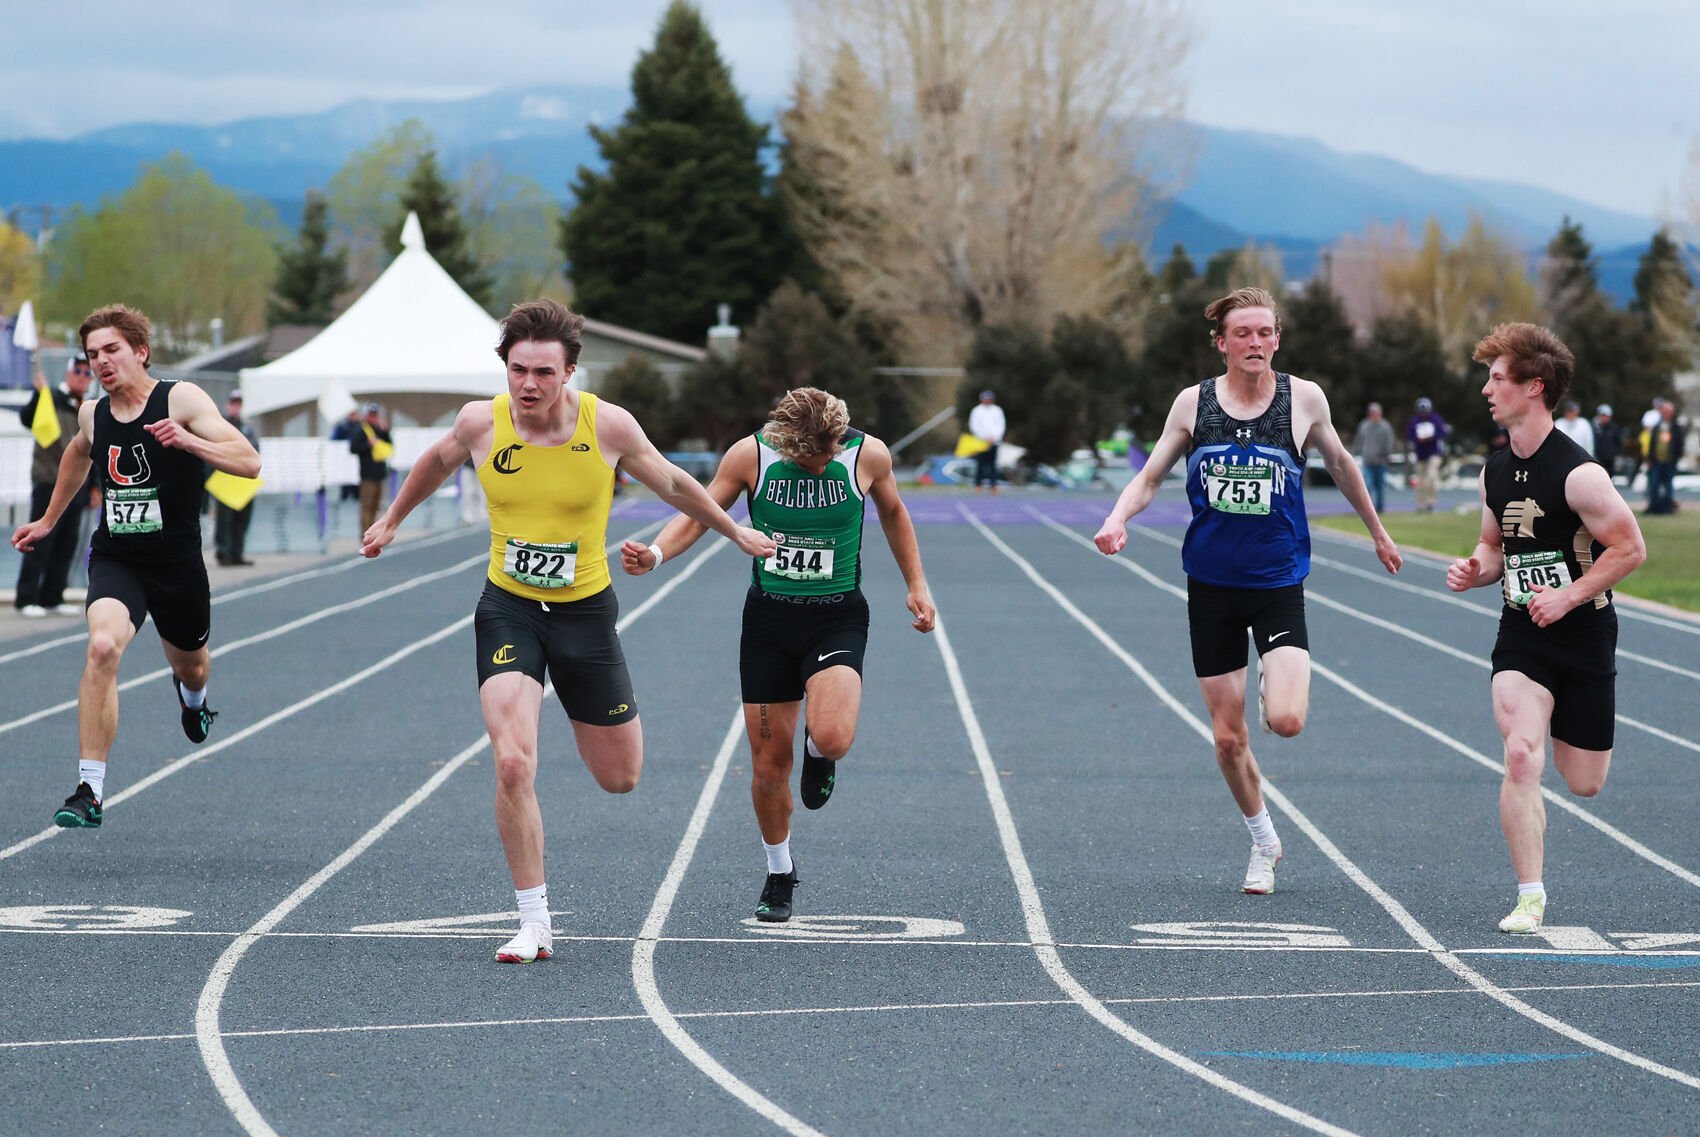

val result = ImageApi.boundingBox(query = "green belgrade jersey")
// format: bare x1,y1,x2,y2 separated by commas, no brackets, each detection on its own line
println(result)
747,429,867,597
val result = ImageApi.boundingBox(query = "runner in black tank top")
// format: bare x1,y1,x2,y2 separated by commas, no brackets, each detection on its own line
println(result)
10,305,261,830
1448,323,1645,937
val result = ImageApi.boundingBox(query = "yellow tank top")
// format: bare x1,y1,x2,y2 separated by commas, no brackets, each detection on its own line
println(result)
479,391,614,602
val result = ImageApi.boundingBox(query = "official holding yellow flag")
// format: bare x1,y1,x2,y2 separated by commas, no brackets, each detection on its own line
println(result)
13,355,94,617
349,401,393,535
210,390,262,565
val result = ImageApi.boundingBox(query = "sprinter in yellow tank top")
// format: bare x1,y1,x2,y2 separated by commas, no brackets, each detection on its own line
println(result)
360,299,774,964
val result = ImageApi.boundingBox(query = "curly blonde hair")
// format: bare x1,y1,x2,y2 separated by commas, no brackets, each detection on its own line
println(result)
762,387,850,462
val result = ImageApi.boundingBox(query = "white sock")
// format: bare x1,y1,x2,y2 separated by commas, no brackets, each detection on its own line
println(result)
804,732,824,759
1518,881,1546,898
515,883,549,928
180,684,207,709
79,760,106,802
1244,807,1279,851
763,837,793,875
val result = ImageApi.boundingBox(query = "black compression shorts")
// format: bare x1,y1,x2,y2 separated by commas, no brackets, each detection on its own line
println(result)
1186,578,1309,678
740,586,869,704
86,549,211,651
474,581,637,725
1491,614,1617,752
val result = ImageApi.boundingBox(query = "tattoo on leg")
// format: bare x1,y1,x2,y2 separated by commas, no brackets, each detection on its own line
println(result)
759,704,770,740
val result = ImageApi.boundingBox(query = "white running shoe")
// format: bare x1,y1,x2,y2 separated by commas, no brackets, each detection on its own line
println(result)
50,603,82,616
1242,844,1282,894
19,605,48,619
495,922,553,963
1498,893,1546,934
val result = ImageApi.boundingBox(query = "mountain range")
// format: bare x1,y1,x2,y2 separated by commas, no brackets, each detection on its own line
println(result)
0,84,1664,301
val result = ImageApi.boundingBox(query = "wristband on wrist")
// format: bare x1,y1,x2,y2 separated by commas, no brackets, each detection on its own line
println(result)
647,543,665,569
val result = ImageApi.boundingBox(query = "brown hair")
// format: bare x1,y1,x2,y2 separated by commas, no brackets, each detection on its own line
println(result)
1204,287,1281,338
763,387,850,462
496,299,585,367
1471,322,1574,410
79,304,153,367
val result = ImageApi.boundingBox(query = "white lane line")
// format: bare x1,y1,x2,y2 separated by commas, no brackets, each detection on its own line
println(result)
194,534,726,1137
631,709,828,1137
1115,520,1700,785
0,526,483,668
1,618,471,863
932,616,1358,1137
0,521,663,741
18,977,1700,1052
1305,549,1700,679
1310,524,1700,636
985,510,1700,1090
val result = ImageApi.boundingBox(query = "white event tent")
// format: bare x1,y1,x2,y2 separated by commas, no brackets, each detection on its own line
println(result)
239,211,504,432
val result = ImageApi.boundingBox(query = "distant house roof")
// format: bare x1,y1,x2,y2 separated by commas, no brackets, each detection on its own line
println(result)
172,334,268,373
580,317,706,364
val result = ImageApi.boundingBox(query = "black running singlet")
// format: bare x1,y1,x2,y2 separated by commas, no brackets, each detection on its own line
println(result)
90,381,206,560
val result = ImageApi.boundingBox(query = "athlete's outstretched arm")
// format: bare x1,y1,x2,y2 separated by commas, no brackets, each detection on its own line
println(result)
620,438,756,575
862,437,936,633
360,402,482,558
1446,472,1505,592
1523,463,1645,628
11,402,95,553
1094,388,1197,555
152,382,261,478
599,403,773,560
1297,380,1400,574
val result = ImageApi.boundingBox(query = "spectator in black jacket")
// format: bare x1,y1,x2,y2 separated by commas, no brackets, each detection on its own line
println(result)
14,355,94,616
350,402,393,534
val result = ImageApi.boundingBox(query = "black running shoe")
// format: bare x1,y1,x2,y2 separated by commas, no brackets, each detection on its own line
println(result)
54,782,102,828
799,729,836,811
755,866,799,923
174,678,217,744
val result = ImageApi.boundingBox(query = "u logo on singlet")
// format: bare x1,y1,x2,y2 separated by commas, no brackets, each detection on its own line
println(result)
107,444,151,487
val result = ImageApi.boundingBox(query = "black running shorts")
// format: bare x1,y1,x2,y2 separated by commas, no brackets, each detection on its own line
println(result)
740,586,870,704
1186,578,1309,678
474,581,637,725
86,549,211,651
1491,614,1617,752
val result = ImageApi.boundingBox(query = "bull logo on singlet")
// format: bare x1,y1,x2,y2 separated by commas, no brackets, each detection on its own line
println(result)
1501,498,1545,539
107,443,151,487
492,444,524,474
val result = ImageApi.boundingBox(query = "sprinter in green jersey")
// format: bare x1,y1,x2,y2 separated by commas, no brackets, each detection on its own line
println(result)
623,387,935,922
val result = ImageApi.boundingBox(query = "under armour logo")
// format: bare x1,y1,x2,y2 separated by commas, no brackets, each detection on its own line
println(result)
1234,428,1253,447
1501,498,1545,539
1514,470,1528,483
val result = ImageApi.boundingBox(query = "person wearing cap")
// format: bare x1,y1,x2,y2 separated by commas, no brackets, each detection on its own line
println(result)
1592,404,1622,477
1553,399,1594,456
967,388,1006,493
13,353,95,616
1406,396,1449,512
213,390,261,566
349,401,393,535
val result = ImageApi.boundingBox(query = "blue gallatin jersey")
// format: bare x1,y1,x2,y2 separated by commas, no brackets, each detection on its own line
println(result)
1181,373,1309,589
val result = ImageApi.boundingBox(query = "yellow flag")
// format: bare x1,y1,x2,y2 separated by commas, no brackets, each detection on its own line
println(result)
954,432,991,458
30,388,62,450
205,469,263,510
362,422,395,463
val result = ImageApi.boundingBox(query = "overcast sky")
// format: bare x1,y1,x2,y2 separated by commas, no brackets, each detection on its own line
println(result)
2,1,1691,219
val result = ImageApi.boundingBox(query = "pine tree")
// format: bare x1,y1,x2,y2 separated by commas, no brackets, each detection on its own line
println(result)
384,151,492,307
267,192,348,326
560,1,783,345
1630,228,1698,375
1279,278,1362,429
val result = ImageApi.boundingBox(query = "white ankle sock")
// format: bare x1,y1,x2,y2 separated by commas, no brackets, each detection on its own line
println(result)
1517,881,1546,898
180,684,207,708
804,732,824,759
763,837,793,875
1244,808,1279,850
515,884,549,928
79,760,105,801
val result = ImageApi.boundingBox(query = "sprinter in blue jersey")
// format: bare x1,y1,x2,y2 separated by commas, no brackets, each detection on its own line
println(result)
1095,287,1402,894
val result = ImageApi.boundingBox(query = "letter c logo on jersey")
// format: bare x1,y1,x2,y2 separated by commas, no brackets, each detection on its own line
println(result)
107,444,151,487
492,644,517,665
493,444,524,475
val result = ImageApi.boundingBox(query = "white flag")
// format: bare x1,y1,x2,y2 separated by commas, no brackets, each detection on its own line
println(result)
11,299,38,351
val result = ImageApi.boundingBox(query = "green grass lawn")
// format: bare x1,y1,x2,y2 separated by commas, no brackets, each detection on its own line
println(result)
1315,507,1700,614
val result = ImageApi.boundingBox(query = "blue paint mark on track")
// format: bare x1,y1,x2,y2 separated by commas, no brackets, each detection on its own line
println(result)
1501,954,1700,970
1199,1051,1595,1070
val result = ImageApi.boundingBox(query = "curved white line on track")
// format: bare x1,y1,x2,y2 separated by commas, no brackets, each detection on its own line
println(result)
983,509,1700,1090
931,616,1358,1136
631,709,829,1137
1129,521,1700,756
1052,515,1700,889
196,532,727,1137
